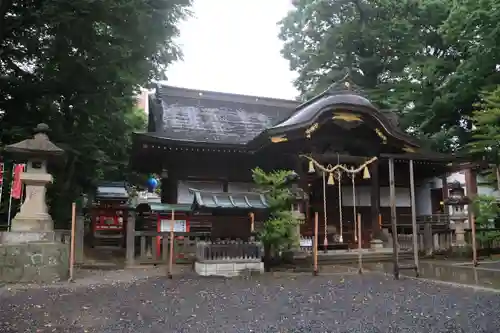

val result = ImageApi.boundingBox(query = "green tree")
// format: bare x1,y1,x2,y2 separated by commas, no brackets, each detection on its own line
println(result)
277,0,474,152
0,0,191,225
471,195,500,249
252,168,300,262
467,87,500,189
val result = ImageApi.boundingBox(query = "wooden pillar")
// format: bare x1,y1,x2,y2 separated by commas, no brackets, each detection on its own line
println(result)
370,159,381,238
409,160,419,276
388,157,399,279
126,210,136,267
465,168,478,265
295,156,310,230
441,173,449,214
74,214,85,264
441,173,449,199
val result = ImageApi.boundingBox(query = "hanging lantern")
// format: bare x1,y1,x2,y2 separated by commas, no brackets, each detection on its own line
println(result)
308,160,315,173
327,172,335,185
363,166,371,179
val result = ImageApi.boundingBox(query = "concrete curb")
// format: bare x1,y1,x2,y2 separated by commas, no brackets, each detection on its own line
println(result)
370,270,500,293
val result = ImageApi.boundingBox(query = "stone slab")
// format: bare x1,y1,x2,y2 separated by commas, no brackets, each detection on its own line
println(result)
195,261,264,277
0,231,57,244
0,242,69,284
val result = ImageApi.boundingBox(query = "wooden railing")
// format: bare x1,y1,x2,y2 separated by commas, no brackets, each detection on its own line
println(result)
196,241,262,263
396,229,455,253
127,230,210,265
394,226,500,255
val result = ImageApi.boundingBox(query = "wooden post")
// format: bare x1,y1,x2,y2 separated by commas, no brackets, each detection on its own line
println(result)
388,157,399,279
357,213,362,274
68,202,76,282
126,210,136,267
370,160,381,238
168,209,175,279
249,212,255,233
74,214,84,264
409,160,420,277
423,221,433,255
313,211,318,276
465,168,478,266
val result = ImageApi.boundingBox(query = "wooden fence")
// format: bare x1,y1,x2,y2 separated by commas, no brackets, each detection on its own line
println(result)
196,241,262,263
395,225,500,255
125,215,210,266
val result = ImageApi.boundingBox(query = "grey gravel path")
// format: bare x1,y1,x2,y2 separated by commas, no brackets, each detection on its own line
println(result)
0,272,499,333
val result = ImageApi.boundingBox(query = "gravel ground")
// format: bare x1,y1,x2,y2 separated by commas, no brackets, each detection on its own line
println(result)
0,272,499,333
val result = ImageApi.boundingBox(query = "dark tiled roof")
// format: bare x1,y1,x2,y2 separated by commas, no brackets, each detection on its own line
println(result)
149,84,298,145
253,73,420,148
189,188,269,211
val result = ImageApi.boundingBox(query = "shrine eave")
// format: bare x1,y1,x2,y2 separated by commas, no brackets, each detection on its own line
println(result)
246,94,419,151
189,188,269,212
132,132,250,153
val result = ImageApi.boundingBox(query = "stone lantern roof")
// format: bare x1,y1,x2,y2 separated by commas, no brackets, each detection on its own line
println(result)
4,123,64,159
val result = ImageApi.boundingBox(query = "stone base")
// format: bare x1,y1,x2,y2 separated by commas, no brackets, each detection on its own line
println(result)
0,242,69,284
194,261,264,277
370,239,384,250
10,214,53,232
0,231,58,244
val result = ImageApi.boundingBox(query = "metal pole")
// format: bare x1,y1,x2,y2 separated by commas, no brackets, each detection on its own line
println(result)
68,202,76,282
409,160,420,277
357,213,362,274
388,158,399,279
168,209,175,279
313,211,319,276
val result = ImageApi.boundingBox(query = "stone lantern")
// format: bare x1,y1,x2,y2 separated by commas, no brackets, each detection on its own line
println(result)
443,181,470,247
0,123,67,283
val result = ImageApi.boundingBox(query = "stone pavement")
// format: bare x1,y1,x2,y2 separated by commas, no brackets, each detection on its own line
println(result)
1,268,499,332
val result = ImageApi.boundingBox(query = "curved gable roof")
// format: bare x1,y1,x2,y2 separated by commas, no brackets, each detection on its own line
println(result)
247,73,420,150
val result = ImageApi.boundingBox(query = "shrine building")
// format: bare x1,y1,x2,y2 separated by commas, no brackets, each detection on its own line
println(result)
130,76,462,247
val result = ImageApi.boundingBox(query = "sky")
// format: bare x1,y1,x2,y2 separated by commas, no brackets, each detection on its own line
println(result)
166,0,299,100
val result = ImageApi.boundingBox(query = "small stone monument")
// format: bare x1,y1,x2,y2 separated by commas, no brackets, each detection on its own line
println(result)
0,123,68,284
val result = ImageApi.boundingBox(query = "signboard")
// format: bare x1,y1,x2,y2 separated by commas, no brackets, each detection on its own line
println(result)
159,219,187,233
300,238,313,247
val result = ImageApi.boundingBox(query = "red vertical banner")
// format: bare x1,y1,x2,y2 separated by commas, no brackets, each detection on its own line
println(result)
11,164,24,199
0,163,4,185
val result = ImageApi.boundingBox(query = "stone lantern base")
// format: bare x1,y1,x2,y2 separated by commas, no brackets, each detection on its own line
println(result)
0,232,69,284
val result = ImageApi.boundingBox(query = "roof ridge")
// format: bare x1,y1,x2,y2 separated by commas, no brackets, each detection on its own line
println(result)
155,83,300,108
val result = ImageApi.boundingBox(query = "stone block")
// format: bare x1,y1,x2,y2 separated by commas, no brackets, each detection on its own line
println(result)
0,242,69,284
0,231,57,244
370,239,384,250
245,262,264,274
194,262,217,276
216,263,234,274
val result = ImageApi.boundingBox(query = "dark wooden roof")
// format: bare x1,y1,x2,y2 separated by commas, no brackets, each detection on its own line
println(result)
247,73,420,149
190,188,268,211
146,84,298,145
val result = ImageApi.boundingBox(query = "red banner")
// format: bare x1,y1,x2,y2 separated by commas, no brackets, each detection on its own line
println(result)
0,163,4,185
11,164,25,199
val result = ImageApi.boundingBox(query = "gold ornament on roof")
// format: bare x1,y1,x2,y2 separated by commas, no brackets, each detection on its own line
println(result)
270,135,288,143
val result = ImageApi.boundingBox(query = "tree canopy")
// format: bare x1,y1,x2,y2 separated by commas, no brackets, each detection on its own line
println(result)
278,0,500,154
0,0,191,224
